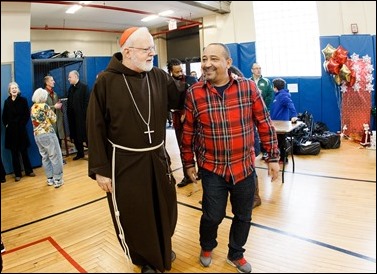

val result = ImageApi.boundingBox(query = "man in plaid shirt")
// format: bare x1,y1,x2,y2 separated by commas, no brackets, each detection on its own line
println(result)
181,43,280,273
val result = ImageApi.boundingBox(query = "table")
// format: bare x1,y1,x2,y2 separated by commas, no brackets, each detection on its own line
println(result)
272,120,304,183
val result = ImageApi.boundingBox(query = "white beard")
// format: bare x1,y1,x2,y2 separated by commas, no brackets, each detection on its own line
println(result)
132,55,154,72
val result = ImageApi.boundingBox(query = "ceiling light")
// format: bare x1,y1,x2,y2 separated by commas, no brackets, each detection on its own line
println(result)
66,4,82,14
141,15,159,22
158,10,174,16
66,2,92,14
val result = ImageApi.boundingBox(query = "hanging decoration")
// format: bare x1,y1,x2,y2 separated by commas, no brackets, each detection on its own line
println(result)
322,43,375,142
322,43,374,92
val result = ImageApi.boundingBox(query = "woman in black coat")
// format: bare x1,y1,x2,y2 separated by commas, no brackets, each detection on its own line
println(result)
2,82,35,181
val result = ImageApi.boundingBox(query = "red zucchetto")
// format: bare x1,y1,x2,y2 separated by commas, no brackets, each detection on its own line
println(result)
119,27,139,47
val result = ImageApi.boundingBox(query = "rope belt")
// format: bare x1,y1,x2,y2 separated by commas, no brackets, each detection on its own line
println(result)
106,139,164,269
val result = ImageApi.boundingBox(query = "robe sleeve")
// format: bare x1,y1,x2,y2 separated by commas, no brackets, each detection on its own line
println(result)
86,78,112,180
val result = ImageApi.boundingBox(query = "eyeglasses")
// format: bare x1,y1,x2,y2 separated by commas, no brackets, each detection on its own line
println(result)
128,46,156,54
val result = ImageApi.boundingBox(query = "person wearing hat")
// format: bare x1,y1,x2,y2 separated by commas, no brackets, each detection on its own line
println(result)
87,27,185,273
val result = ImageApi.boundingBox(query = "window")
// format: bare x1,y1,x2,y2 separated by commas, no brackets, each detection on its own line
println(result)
253,1,321,77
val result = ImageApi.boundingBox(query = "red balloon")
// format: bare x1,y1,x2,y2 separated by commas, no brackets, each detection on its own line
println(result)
335,45,348,56
333,46,348,65
334,53,348,65
326,58,341,75
345,58,354,69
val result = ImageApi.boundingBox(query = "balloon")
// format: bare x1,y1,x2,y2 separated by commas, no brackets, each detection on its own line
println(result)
345,58,354,69
335,45,348,56
339,64,351,82
333,46,348,65
326,58,341,75
333,53,348,65
333,74,342,85
321,44,336,60
348,70,356,87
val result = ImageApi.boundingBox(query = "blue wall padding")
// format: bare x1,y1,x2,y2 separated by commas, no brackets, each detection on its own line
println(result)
294,77,322,121
227,43,240,69
85,56,111,91
226,42,256,78
154,54,158,68
14,42,42,169
239,42,256,78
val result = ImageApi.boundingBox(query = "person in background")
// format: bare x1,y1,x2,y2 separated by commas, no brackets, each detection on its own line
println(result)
31,88,64,188
250,63,274,109
250,63,274,161
2,82,35,182
167,58,198,188
229,65,262,208
190,70,198,80
44,75,66,164
87,27,185,273
67,70,90,160
181,43,280,273
270,78,298,164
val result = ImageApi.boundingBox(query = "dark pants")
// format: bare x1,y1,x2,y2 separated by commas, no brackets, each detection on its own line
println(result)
277,134,286,161
199,168,255,260
73,139,85,157
10,148,33,177
172,111,190,180
0,160,5,181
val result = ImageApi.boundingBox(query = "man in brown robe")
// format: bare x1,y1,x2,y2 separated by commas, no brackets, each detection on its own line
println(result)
87,27,184,273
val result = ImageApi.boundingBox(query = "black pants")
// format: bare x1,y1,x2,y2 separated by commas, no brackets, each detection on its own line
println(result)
10,148,33,177
0,160,6,181
73,139,85,157
277,134,287,161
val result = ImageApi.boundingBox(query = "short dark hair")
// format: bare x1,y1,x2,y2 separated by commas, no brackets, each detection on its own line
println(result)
206,43,231,59
167,58,182,74
272,78,286,90
228,65,244,77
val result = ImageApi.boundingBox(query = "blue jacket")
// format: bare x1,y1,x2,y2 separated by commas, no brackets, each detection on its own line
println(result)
270,88,297,121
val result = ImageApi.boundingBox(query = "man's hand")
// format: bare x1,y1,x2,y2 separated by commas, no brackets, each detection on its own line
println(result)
180,113,186,123
96,174,113,192
54,101,62,110
186,167,199,183
268,162,280,182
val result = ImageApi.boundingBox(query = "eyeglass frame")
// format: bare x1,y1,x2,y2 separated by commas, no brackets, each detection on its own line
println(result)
127,46,156,54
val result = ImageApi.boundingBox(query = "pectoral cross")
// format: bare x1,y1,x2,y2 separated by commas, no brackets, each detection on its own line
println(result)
144,125,155,144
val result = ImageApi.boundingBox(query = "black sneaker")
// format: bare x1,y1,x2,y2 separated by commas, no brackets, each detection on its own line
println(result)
177,177,193,188
141,265,156,273
73,155,84,161
1,241,5,253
